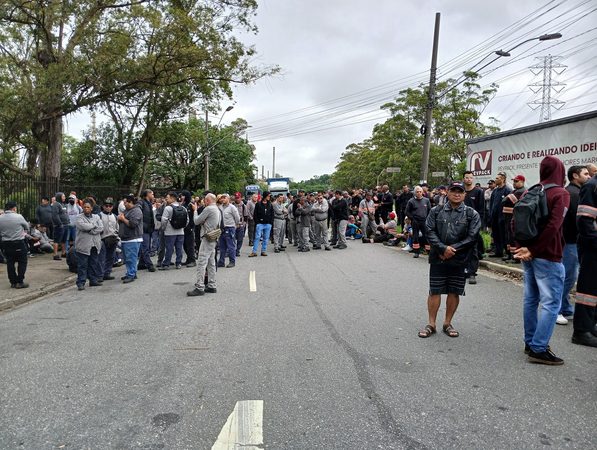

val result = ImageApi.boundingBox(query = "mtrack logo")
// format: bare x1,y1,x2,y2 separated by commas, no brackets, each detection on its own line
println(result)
470,149,493,176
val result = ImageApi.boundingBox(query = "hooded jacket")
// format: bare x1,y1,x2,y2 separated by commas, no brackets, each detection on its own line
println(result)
51,192,69,226
527,156,570,262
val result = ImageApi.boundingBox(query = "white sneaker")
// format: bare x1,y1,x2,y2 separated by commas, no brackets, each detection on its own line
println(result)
402,245,412,251
556,314,568,325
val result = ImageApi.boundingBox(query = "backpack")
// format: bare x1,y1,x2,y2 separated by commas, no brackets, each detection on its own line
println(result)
513,183,558,243
169,205,189,229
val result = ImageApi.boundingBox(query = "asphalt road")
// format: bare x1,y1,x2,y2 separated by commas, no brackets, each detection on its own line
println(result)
1,242,596,449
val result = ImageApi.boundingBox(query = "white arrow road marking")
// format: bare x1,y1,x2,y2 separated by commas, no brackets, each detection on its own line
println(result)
249,271,257,292
211,400,264,449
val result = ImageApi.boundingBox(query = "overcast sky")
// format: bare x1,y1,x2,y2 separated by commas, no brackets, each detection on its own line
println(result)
65,0,597,182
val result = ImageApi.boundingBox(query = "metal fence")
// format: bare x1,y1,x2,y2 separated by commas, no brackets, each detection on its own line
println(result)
0,174,134,221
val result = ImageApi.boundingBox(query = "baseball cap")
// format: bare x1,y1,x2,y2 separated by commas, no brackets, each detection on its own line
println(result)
389,212,396,219
488,179,495,184
234,192,242,199
448,181,465,192
103,197,114,205
512,175,526,182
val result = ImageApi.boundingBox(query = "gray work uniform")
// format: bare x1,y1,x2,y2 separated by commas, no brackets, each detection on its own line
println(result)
193,204,220,291
295,203,312,250
311,200,330,248
272,202,287,250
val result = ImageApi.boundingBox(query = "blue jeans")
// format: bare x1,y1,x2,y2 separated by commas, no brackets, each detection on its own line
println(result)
139,232,154,268
235,224,246,255
560,243,578,316
76,247,101,286
121,241,141,278
163,234,184,266
218,227,237,265
523,258,565,353
99,241,117,277
252,223,272,253
150,230,160,253
66,225,77,251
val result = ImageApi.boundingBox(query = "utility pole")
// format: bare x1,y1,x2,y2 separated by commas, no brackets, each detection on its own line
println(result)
528,55,566,122
204,110,210,189
261,165,264,180
272,146,276,178
420,12,441,184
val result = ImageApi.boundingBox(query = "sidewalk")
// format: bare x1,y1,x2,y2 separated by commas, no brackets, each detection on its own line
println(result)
0,253,77,311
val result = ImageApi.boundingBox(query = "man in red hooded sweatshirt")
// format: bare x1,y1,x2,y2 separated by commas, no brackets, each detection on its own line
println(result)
513,156,570,365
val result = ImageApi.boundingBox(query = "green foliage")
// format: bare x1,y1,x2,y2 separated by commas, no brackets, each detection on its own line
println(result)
61,116,257,194
332,77,499,190
290,174,333,192
0,0,278,180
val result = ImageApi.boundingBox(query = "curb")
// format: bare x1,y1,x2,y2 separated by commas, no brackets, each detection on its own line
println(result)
384,244,524,278
0,275,77,313
479,259,524,277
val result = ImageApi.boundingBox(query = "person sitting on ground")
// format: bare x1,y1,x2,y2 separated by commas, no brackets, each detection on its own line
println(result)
373,211,398,243
29,222,53,254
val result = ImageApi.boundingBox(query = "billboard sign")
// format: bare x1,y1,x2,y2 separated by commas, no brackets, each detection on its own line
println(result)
467,113,597,185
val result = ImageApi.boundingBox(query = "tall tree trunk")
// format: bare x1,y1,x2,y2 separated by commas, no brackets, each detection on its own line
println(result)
40,115,63,184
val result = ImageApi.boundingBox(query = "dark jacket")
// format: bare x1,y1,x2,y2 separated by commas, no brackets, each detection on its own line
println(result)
253,201,274,225
331,197,349,221
426,202,481,266
35,204,53,225
51,192,69,226
527,156,570,262
577,175,597,251
563,183,581,244
489,184,512,223
396,191,413,212
180,190,195,231
119,204,143,241
139,199,155,234
406,197,431,221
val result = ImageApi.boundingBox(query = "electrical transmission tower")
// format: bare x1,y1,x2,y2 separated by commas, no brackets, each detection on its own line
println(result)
527,55,566,122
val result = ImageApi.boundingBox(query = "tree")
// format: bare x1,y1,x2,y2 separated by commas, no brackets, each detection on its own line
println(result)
0,0,276,182
291,174,334,192
332,77,499,189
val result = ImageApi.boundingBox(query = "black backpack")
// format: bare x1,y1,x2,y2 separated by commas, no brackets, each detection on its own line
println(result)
513,183,557,243
169,205,189,229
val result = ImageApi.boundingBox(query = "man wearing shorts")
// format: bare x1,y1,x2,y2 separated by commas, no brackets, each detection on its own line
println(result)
418,181,481,338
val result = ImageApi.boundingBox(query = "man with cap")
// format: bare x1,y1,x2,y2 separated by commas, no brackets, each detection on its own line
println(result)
501,175,526,262
0,201,30,288
418,182,481,339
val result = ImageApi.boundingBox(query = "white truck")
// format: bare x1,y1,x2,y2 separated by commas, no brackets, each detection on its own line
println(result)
266,177,290,198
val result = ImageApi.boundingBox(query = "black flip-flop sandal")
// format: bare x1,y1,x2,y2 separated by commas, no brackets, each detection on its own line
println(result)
418,324,436,338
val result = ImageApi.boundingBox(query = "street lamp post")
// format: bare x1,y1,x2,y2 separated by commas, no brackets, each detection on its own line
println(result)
204,105,234,190
419,31,562,183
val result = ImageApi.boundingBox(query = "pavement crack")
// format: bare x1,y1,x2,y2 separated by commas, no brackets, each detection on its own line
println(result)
288,258,427,450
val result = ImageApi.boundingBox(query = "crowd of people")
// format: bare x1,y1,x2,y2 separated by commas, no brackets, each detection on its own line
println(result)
0,160,596,362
